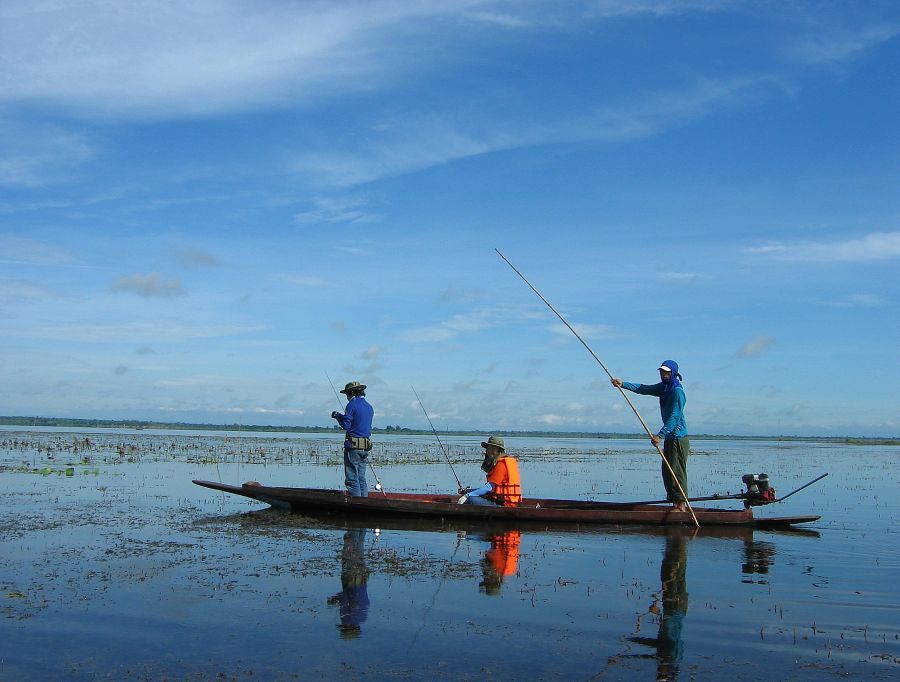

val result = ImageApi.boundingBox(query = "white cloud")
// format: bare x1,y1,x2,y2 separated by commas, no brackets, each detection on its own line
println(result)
548,322,617,341
401,310,496,342
362,346,382,359
0,0,507,120
403,303,547,342
0,278,56,303
290,75,778,188
786,24,900,65
736,336,775,358
178,248,221,269
279,274,338,288
111,272,186,298
0,234,76,266
0,119,94,187
294,196,376,224
658,271,704,283
818,293,886,308
2,320,264,343
746,231,900,262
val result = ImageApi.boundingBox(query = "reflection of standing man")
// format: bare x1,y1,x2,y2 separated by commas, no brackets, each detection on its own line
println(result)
657,534,688,678
630,534,689,681
327,529,370,639
479,531,521,595
331,381,374,497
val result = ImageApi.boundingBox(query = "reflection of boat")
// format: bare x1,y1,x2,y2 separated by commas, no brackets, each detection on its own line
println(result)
192,480,820,528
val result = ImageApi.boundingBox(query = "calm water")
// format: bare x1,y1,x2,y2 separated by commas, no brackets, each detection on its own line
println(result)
0,429,897,680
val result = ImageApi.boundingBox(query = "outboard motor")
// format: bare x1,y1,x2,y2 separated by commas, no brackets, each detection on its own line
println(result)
742,473,777,507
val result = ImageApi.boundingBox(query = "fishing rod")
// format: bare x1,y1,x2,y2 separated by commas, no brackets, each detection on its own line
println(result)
326,372,386,495
411,385,464,492
495,248,699,527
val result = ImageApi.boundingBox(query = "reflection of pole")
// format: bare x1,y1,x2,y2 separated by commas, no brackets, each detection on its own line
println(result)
408,531,465,652
326,372,385,495
496,249,698,526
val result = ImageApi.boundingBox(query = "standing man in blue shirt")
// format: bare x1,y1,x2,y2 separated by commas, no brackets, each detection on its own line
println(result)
612,360,689,511
331,381,374,497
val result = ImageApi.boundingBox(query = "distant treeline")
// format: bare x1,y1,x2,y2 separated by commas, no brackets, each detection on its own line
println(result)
0,415,896,445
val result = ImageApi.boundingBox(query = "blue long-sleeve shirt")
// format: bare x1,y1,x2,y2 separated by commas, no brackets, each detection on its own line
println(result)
334,396,374,439
621,382,687,439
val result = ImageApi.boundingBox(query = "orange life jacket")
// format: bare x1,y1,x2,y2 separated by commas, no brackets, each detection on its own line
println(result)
486,456,522,507
486,531,521,576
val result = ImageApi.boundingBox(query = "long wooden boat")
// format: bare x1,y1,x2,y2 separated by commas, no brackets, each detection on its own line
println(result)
193,480,820,528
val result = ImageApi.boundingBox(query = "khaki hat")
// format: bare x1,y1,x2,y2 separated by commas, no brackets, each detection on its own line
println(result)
340,381,367,394
481,435,505,451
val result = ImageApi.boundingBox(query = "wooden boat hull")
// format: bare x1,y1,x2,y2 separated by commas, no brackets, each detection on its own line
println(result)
193,480,820,528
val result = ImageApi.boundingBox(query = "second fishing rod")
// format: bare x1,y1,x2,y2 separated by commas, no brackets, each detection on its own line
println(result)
411,385,464,493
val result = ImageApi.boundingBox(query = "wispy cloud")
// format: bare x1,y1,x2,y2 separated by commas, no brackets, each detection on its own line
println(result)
294,196,377,224
111,273,186,298
736,335,775,358
548,322,617,341
0,119,94,187
746,231,900,262
401,304,542,343
658,271,705,284
815,293,887,308
0,234,76,266
0,278,56,303
290,74,781,188
437,286,487,305
362,346,382,360
178,248,221,269
0,0,518,120
3,320,263,343
786,23,900,65
278,274,338,288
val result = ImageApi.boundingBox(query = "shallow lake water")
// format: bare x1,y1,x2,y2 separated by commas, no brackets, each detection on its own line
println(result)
1,428,897,680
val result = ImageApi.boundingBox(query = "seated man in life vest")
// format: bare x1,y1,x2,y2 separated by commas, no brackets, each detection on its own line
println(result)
459,436,522,507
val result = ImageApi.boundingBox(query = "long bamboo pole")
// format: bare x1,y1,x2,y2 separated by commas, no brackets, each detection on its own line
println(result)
495,248,699,527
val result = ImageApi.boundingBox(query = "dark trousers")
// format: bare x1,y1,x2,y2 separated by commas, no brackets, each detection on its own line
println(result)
662,437,690,503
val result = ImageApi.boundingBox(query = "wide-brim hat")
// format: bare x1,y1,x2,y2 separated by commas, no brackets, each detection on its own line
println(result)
480,435,505,451
340,381,366,394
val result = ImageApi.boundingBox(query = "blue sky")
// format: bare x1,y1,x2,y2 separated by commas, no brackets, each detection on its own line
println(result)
1,0,898,437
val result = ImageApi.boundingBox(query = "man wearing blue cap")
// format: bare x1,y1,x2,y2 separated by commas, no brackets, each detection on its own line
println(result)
612,361,689,511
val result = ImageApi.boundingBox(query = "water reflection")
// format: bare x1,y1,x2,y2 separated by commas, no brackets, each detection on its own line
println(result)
741,539,775,583
327,528,370,639
477,530,521,595
628,534,689,681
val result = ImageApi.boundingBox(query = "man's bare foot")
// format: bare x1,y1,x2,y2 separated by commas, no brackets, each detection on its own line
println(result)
673,502,687,512
244,480,261,487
